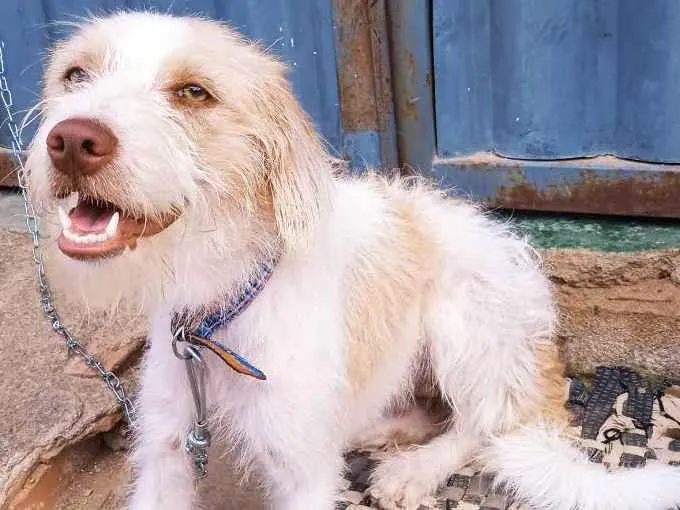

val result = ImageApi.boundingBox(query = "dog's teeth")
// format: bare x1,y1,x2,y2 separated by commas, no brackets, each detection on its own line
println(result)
57,206,71,231
61,208,118,245
63,229,77,242
62,229,110,244
105,212,119,238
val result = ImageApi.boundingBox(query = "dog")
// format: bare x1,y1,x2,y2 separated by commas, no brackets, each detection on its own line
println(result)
25,11,680,510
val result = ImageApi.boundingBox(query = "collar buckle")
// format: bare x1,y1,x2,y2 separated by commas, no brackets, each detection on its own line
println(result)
172,320,211,479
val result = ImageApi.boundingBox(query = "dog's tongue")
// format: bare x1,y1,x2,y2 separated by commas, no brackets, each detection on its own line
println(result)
69,202,115,233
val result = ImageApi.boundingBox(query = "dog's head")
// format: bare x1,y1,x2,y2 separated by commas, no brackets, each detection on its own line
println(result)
26,12,331,307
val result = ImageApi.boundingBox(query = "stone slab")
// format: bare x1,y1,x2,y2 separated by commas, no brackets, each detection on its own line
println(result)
0,230,144,509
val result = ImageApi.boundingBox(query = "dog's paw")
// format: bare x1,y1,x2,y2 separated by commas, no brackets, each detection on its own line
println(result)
367,455,438,510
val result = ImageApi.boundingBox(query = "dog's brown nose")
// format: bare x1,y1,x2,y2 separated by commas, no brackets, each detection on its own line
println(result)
46,118,118,176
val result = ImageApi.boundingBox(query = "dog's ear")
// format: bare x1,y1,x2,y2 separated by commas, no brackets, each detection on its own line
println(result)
254,77,330,252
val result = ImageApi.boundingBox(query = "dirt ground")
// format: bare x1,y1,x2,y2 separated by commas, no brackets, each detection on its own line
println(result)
15,431,265,510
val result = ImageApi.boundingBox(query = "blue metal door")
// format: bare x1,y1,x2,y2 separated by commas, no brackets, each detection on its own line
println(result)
5,0,679,218
0,1,340,148
0,0,397,182
390,0,680,218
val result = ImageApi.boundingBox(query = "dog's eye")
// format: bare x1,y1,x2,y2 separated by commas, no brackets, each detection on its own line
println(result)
63,67,90,87
176,84,211,102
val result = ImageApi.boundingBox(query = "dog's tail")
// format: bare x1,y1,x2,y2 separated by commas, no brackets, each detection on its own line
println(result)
481,424,680,510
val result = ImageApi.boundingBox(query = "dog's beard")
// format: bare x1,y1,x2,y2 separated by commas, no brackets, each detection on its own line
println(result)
43,212,175,313
41,191,282,315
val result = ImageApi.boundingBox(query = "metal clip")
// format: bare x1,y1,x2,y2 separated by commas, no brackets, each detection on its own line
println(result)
173,325,211,479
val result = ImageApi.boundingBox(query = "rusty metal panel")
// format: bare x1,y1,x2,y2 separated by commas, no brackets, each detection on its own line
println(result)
617,1,680,163
434,154,680,218
430,0,680,217
334,0,380,132
333,0,398,170
386,0,436,175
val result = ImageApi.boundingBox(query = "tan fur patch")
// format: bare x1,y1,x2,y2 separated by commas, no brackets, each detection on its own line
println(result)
344,179,440,394
160,41,330,249
535,342,570,425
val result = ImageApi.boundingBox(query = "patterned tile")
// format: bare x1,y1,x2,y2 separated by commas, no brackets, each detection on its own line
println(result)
338,371,680,509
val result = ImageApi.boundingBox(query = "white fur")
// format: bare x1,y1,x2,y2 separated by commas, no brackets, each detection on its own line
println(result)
26,12,680,510
484,426,680,510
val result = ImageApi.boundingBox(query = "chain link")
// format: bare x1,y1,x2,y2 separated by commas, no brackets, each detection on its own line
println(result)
0,40,137,426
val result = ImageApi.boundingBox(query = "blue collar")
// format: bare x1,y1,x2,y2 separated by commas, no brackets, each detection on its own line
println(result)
173,255,278,381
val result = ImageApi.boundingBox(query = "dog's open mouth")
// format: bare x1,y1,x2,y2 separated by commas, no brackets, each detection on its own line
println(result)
57,195,177,260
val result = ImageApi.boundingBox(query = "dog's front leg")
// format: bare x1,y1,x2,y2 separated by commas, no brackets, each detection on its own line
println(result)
237,368,344,509
128,316,196,510
258,413,343,510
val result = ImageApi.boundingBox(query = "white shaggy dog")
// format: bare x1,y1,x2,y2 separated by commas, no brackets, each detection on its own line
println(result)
25,12,680,510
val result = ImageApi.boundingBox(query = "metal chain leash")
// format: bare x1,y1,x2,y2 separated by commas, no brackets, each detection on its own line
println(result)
0,40,137,426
